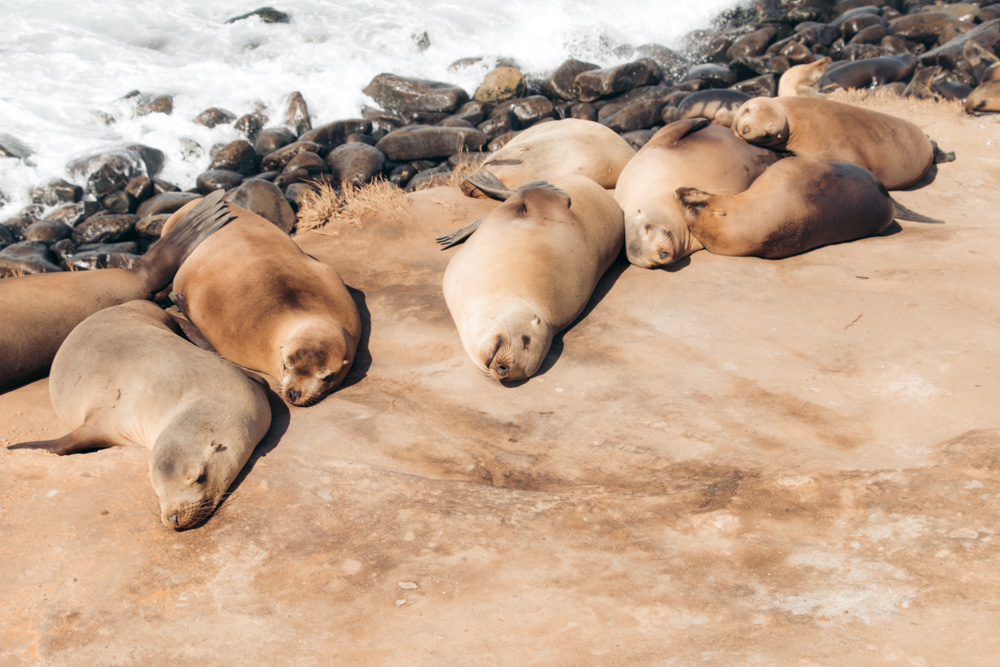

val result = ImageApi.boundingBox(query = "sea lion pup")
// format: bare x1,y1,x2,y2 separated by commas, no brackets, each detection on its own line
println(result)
461,118,635,198
731,96,935,189
613,117,781,269
675,157,942,259
0,190,232,393
9,300,271,530
777,56,832,96
442,175,623,382
164,201,361,407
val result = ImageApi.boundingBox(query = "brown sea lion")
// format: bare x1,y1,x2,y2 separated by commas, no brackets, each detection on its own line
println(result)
819,53,918,91
9,300,271,530
165,202,361,406
675,157,942,259
613,118,781,269
778,56,832,97
0,191,232,393
462,118,635,198
731,96,935,189
965,80,1000,113
442,175,623,382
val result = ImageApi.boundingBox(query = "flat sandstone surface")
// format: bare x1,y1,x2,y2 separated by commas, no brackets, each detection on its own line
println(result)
2,97,999,664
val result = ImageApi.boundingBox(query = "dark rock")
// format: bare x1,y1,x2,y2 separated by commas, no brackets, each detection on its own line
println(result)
136,214,171,240
226,7,290,23
840,13,886,41
727,27,779,59
849,24,889,45
225,179,296,233
29,179,82,207
979,5,1000,22
791,21,840,47
45,201,100,227
889,12,970,46
634,44,688,84
477,110,520,140
839,43,893,60
574,60,660,102
443,101,487,126
324,143,386,187
345,133,376,145
440,117,475,128
71,214,139,245
600,99,666,133
475,67,527,103
23,219,73,243
284,182,318,210
196,169,245,194
490,95,556,126
0,224,14,246
919,19,1000,69
675,89,752,124
284,151,327,174
125,176,154,203
136,94,173,116
151,178,179,195
770,38,818,64
375,125,488,161
300,119,373,149
274,168,309,188
404,165,453,192
67,151,143,198
681,63,739,88
63,245,142,271
255,127,297,156
0,241,62,275
544,58,600,100
136,192,201,217
596,86,674,118
282,91,311,135
101,190,138,214
260,140,326,171
2,215,38,241
361,107,411,133
235,110,268,140
50,239,76,264
388,163,420,188
0,133,32,160
570,103,598,121
209,140,260,175
193,107,237,128
731,74,777,96
487,131,519,153
247,171,279,182
363,73,470,117
621,130,658,150
123,144,165,177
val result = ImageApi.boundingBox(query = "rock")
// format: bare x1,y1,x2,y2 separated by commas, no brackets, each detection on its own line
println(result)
920,19,1000,69
300,119,372,150
890,12,970,46
363,73,470,118
122,144,165,178
209,140,260,175
235,110,268,140
474,67,527,104
226,6,290,23
179,138,204,163
0,241,62,275
727,27,778,59
259,140,326,172
255,127,297,156
375,125,488,161
2,214,38,241
101,190,138,214
621,129,658,150
196,169,245,194
136,94,173,116
67,151,143,199
477,110,520,140
136,214,171,240
283,151,327,175
490,95,556,127
361,107,412,133
681,63,739,88
596,85,673,117
282,91,311,135
634,44,689,84
44,201,100,227
63,244,142,271
404,164,452,192
284,182,318,211
731,73,777,96
574,59,661,102
0,133,32,160
136,192,201,217
388,162,419,188
29,179,82,207
443,101,487,126
193,107,237,128
0,224,14,246
125,176,154,202
568,102,598,121
325,143,386,187
71,214,139,246
225,179,296,233
23,219,72,243
544,58,600,100
49,238,76,264
600,99,667,133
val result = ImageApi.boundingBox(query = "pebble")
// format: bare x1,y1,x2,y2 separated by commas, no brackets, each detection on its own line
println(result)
948,528,979,539
398,581,418,589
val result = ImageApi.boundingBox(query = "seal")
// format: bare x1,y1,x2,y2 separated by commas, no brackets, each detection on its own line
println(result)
777,56,832,96
0,190,232,393
9,300,272,530
674,157,943,259
613,118,781,268
674,89,752,127
164,201,361,406
731,96,935,189
966,80,1000,113
462,118,635,198
819,53,918,91
442,175,624,382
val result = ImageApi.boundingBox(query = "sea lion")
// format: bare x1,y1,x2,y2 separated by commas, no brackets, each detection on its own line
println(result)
778,56,832,96
164,201,361,406
819,53,918,91
442,175,623,382
965,80,1000,113
674,89,752,127
731,96,935,189
0,191,232,393
613,118,781,269
675,157,942,259
9,300,271,530
462,118,635,198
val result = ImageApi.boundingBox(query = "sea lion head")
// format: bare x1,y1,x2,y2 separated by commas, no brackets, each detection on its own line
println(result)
279,324,354,406
475,308,552,383
732,98,789,148
623,206,686,268
150,439,235,531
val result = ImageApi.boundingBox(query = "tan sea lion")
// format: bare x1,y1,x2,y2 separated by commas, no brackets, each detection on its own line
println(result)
778,56,832,96
462,118,635,198
613,118,782,269
0,191,232,393
966,80,1000,113
731,96,935,189
675,157,942,259
442,175,623,382
9,300,272,530
164,201,361,406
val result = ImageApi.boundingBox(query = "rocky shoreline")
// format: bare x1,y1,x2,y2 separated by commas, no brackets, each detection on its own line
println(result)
1,0,998,277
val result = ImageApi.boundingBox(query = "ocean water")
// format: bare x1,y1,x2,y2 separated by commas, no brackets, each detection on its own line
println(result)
0,0,743,216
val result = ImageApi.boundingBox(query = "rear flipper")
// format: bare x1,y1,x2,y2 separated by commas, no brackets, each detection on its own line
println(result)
437,216,485,249
166,300,219,353
892,198,944,223
464,170,516,201
9,423,119,455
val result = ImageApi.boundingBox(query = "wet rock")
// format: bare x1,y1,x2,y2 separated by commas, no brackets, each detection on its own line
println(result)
235,110,268,140
404,164,452,192
682,63,739,88
136,214,170,240
101,190,138,214
675,89,752,124
260,140,326,172
890,12,970,46
839,43,893,60
919,19,1000,70
67,151,143,199
136,94,173,117
375,125,487,161
193,107,237,128
136,192,201,217
490,95,556,126
71,214,139,245
274,168,309,188
255,127,297,156
486,131,518,152
474,67,527,103
0,241,62,275
63,243,142,271
840,13,886,41
29,179,82,207
2,214,38,241
477,109,520,140
727,27,778,59
363,73,470,118
0,133,32,160
283,182,318,210
345,133,376,146
634,44,689,84
600,99,667,133
0,224,14,247
282,91,311,135
23,219,72,243
443,101,487,126
621,129,658,150
125,176,154,202
196,169,245,194
574,60,660,102
45,201,100,227
226,6,290,23
772,39,818,64
569,103,598,121
361,107,411,133
849,24,889,45
300,119,373,150
284,151,327,174
209,140,260,175
388,162,419,188
544,58,599,100
732,73,777,96
123,144,165,178
225,179,295,233
324,143,386,187
49,238,76,264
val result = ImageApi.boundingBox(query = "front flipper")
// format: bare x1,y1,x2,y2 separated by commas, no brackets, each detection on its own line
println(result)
165,307,218,353
465,170,515,201
436,216,484,249
9,423,119,455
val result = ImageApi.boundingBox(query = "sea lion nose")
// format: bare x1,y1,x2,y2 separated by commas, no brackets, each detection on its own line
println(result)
168,514,179,526
287,388,300,402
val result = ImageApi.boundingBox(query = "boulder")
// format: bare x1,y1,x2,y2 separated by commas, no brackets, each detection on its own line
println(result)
574,60,661,102
225,179,296,233
363,73,470,117
375,125,487,161
325,143,386,187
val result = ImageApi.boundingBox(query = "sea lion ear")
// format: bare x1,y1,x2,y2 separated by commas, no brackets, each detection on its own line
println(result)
184,460,209,485
205,440,225,456
675,188,711,219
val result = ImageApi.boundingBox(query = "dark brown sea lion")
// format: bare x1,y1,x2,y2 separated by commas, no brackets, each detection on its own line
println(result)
819,53,918,90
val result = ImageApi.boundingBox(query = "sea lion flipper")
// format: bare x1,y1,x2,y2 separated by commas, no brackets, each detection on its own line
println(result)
166,307,219,353
517,182,572,211
9,423,117,455
465,170,515,201
436,216,485,249
891,198,944,224
662,118,711,145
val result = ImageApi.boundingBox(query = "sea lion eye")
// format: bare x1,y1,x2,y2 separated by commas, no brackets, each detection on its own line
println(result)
195,472,207,484
322,373,335,383
742,125,751,135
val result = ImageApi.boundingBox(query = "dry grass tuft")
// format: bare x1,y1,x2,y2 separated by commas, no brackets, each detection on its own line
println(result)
295,177,408,235
828,87,966,122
